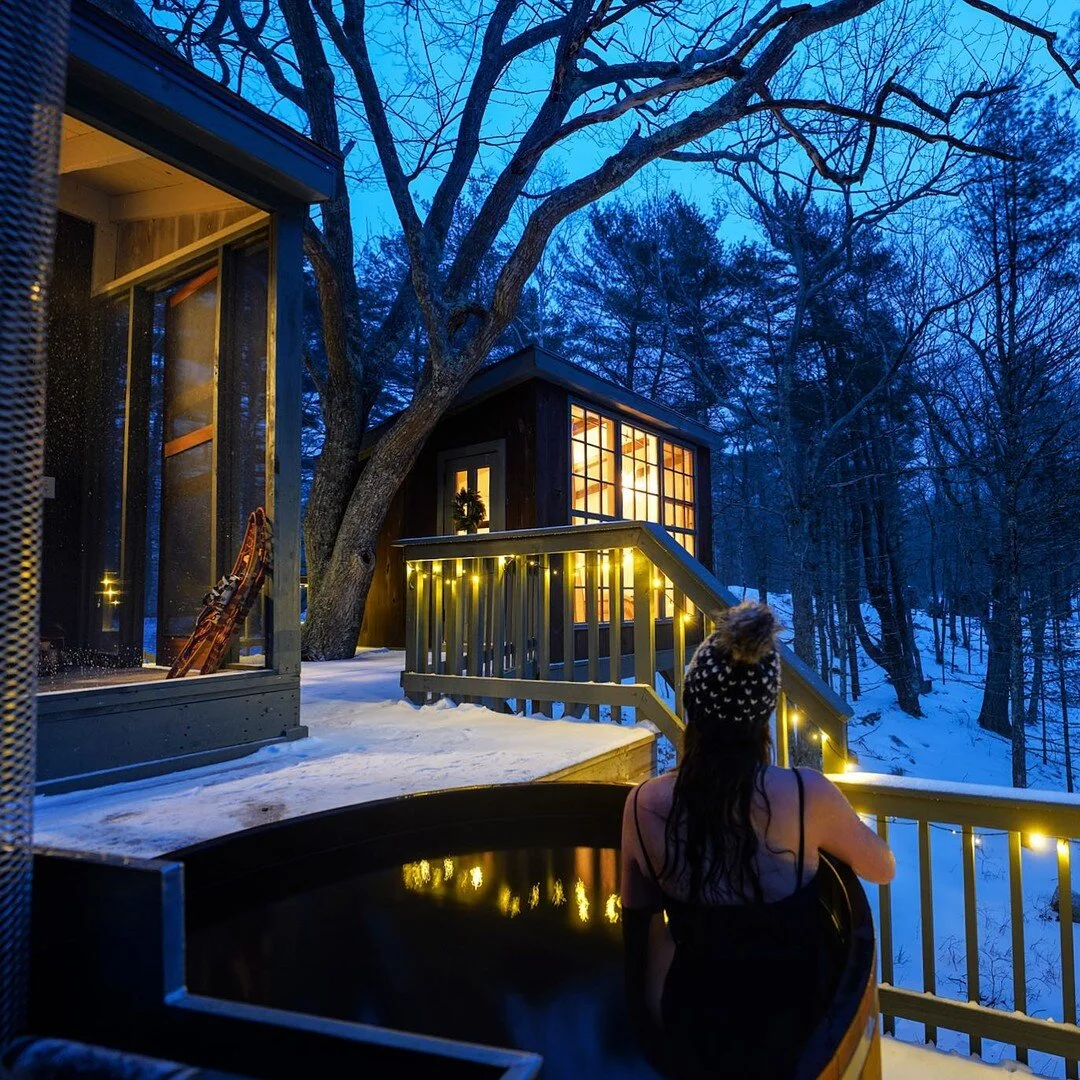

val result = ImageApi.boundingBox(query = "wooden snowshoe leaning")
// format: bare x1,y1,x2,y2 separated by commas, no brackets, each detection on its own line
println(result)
166,508,272,679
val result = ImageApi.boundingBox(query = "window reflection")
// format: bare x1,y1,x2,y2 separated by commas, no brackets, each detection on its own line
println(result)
400,846,622,933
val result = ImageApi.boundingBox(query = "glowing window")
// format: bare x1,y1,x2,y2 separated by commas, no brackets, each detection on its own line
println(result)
568,403,698,622
662,441,695,556
620,424,659,523
571,405,616,519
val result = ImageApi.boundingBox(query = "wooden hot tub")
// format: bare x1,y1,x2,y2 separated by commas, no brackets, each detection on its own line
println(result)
172,782,881,1079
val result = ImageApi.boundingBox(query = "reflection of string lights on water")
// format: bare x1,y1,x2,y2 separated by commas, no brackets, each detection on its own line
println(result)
400,851,621,932
605,894,621,924
574,879,589,923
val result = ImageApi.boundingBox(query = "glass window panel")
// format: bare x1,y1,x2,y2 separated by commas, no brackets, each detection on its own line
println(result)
222,243,269,662
164,270,217,442
160,440,213,645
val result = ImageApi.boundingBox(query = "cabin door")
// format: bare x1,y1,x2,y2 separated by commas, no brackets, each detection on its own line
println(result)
157,266,218,665
439,442,506,535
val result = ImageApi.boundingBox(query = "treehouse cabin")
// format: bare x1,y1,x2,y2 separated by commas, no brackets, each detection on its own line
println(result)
34,0,337,792
359,346,721,649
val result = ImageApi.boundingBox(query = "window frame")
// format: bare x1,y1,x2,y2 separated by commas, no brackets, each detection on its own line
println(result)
567,396,698,548
567,397,699,625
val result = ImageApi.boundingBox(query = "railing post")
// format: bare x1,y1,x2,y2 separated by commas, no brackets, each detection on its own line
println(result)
404,562,424,704
877,815,894,1036
512,554,527,711
561,552,578,717
633,550,656,696
918,819,937,1045
1008,830,1027,1065
585,550,600,719
673,587,687,723
609,549,623,724
962,824,982,1057
776,692,790,769
537,555,550,681
432,561,444,674
1059,839,1077,1079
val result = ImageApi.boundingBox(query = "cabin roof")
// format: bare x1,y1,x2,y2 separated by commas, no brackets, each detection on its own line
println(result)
362,345,723,454
68,0,339,208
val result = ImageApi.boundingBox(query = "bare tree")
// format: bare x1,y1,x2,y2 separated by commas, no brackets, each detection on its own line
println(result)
920,92,1080,786
148,0,1077,658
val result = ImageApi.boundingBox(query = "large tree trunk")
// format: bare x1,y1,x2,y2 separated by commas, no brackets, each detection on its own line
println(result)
852,445,922,717
1004,507,1027,787
787,518,818,668
978,585,1012,737
301,361,466,659
1054,614,1073,793
1026,590,1047,729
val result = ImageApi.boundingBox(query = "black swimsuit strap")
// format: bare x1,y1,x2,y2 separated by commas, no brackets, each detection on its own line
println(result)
633,784,663,887
793,768,806,886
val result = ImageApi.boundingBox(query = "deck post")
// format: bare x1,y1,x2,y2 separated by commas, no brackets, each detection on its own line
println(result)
633,551,657,700
609,550,623,724
585,550,600,719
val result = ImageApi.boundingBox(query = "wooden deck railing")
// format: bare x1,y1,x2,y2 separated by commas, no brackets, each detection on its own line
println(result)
396,522,851,768
836,772,1080,1075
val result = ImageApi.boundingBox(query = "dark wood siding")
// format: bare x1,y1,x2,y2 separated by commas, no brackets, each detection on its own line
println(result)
697,444,714,573
534,381,570,527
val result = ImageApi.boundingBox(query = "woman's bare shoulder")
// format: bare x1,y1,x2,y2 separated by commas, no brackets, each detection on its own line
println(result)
629,771,676,816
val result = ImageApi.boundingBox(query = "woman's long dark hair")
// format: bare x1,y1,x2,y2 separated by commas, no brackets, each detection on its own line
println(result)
660,603,780,904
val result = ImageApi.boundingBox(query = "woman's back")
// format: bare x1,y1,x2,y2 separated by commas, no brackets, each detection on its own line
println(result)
618,602,894,1079
623,766,827,1079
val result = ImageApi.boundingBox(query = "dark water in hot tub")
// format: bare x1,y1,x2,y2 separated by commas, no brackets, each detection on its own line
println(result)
187,845,659,1078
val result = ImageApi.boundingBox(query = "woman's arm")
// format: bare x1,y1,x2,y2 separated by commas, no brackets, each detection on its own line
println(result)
803,769,896,885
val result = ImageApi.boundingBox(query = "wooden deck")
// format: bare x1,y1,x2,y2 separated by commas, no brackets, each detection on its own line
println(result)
541,730,655,784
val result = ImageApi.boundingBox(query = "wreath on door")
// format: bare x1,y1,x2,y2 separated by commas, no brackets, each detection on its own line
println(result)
452,487,487,533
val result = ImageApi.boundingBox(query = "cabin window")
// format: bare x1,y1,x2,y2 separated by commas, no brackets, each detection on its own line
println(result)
569,403,697,621
570,406,616,517
38,114,270,693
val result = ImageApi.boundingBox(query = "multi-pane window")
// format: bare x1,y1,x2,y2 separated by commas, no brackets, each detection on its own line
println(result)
569,402,698,622
621,425,660,523
663,441,696,556
571,406,616,519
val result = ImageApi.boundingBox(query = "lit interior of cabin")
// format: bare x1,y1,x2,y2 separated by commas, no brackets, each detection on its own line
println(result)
40,115,272,692
569,404,697,622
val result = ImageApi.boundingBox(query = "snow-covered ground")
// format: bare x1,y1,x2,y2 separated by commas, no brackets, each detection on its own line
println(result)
33,649,651,858
883,1037,1028,1077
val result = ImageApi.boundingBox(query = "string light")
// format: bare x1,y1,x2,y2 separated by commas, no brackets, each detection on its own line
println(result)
1028,833,1049,852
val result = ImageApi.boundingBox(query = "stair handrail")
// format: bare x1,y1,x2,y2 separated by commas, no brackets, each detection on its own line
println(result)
397,521,851,758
